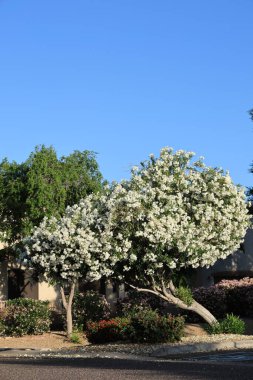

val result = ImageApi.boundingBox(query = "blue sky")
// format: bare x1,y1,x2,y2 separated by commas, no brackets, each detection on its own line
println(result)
0,0,252,188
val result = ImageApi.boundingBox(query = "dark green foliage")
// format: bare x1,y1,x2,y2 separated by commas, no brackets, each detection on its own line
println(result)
127,309,185,343
62,150,103,207
248,108,253,201
0,145,103,258
0,160,28,252
0,298,51,336
86,318,130,344
73,291,110,330
116,289,164,317
206,314,245,335
25,146,66,229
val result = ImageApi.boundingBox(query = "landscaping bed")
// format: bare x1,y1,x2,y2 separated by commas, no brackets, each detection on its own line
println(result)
1,322,253,352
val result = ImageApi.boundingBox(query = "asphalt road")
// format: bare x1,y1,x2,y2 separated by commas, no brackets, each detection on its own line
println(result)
0,357,253,380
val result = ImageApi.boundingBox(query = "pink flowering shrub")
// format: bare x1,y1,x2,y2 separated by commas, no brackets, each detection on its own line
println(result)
189,277,253,321
192,286,227,319
218,277,253,317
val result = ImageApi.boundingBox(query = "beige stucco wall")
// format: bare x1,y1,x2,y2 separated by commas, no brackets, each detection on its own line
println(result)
195,228,253,287
22,270,61,307
38,281,61,307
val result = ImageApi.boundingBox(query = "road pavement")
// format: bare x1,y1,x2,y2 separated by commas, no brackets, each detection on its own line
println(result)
0,356,253,380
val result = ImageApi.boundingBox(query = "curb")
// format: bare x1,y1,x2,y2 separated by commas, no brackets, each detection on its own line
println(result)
1,339,253,360
151,339,253,357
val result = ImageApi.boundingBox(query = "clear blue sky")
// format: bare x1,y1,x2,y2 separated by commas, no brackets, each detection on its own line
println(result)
0,0,252,188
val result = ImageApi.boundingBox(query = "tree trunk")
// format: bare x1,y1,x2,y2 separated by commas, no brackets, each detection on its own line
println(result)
66,304,73,337
60,282,76,338
129,280,218,326
187,300,217,325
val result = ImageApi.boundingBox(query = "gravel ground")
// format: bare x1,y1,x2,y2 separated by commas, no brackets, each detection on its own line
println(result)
70,334,253,356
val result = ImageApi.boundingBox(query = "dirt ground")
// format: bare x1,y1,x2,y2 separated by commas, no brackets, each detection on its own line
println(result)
0,331,87,349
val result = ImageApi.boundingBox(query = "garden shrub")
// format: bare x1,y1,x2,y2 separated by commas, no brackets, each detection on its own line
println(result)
0,298,51,336
85,311,185,344
218,278,253,317
189,277,253,321
128,309,185,343
206,314,245,335
86,317,130,344
73,290,111,330
192,286,228,319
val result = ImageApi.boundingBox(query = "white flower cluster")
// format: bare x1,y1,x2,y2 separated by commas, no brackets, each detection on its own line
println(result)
105,148,250,278
24,147,250,285
24,194,115,284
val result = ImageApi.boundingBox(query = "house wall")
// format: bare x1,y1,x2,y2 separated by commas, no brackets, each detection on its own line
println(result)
194,228,253,287
22,270,61,307
38,281,61,307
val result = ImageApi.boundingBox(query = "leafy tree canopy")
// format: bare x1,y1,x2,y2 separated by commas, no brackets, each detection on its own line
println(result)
248,108,253,206
0,145,103,258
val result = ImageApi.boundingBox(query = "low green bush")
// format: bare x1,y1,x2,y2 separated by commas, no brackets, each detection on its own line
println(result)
206,314,245,335
0,298,51,336
73,291,111,330
128,309,185,343
69,332,81,344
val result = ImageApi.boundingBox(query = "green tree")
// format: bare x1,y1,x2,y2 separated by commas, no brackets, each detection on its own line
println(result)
61,150,103,207
0,145,103,259
248,109,253,206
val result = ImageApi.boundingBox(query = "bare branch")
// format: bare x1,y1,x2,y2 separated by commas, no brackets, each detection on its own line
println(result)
150,276,161,292
168,279,176,295
126,282,168,302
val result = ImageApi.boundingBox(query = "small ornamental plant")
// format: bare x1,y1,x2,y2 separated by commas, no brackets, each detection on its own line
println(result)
206,314,245,335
